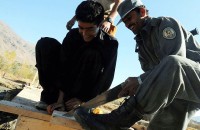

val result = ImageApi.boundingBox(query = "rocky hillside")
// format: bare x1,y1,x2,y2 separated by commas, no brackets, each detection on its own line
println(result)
0,21,35,66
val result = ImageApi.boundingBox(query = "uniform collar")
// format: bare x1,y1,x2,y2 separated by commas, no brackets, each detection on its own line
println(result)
141,17,159,33
134,17,160,52
135,17,160,39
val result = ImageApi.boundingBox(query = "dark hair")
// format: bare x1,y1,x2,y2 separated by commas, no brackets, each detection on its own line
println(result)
75,0,104,25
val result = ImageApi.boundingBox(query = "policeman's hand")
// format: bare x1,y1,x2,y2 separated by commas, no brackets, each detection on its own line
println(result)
65,98,82,111
118,77,139,98
101,21,111,33
66,19,75,30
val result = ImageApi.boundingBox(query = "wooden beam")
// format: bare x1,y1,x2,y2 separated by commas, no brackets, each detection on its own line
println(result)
0,86,85,130
0,100,50,121
51,110,83,130
12,86,42,106
15,116,80,130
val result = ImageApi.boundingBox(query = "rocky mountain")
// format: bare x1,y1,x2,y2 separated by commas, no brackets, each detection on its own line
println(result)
0,21,35,66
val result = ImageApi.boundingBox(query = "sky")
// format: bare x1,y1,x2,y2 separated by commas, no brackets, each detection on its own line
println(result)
1,0,200,117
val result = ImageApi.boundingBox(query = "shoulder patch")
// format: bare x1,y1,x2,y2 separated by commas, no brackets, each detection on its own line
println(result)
162,27,176,39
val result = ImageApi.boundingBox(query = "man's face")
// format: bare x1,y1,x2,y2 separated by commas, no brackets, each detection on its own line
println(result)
122,10,144,35
78,21,99,42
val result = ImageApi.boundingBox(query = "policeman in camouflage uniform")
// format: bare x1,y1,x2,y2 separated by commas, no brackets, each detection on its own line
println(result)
74,0,200,130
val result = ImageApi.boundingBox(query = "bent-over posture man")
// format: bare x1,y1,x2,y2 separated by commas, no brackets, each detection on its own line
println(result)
74,0,200,130
35,0,118,114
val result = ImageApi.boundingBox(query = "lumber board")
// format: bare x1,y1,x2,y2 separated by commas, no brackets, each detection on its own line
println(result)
12,86,42,106
51,110,83,130
15,116,80,130
0,100,50,121
0,86,83,130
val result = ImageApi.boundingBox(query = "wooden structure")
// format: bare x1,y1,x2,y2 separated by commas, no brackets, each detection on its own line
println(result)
0,86,83,130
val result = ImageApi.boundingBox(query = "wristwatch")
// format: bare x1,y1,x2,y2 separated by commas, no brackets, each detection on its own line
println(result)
105,17,112,23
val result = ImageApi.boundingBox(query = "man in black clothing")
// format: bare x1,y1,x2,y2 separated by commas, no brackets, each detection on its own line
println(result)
35,0,118,114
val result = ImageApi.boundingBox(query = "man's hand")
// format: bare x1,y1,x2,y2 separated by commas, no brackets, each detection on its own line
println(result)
100,21,111,33
47,90,65,114
118,77,139,98
65,98,82,111
47,102,65,115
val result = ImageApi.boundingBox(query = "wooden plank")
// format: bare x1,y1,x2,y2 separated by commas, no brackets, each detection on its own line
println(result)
0,86,83,130
0,100,83,129
15,116,80,130
51,111,83,130
0,100,50,121
12,86,42,106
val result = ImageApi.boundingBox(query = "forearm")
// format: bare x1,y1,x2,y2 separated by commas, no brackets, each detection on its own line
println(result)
108,0,122,21
70,15,76,21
